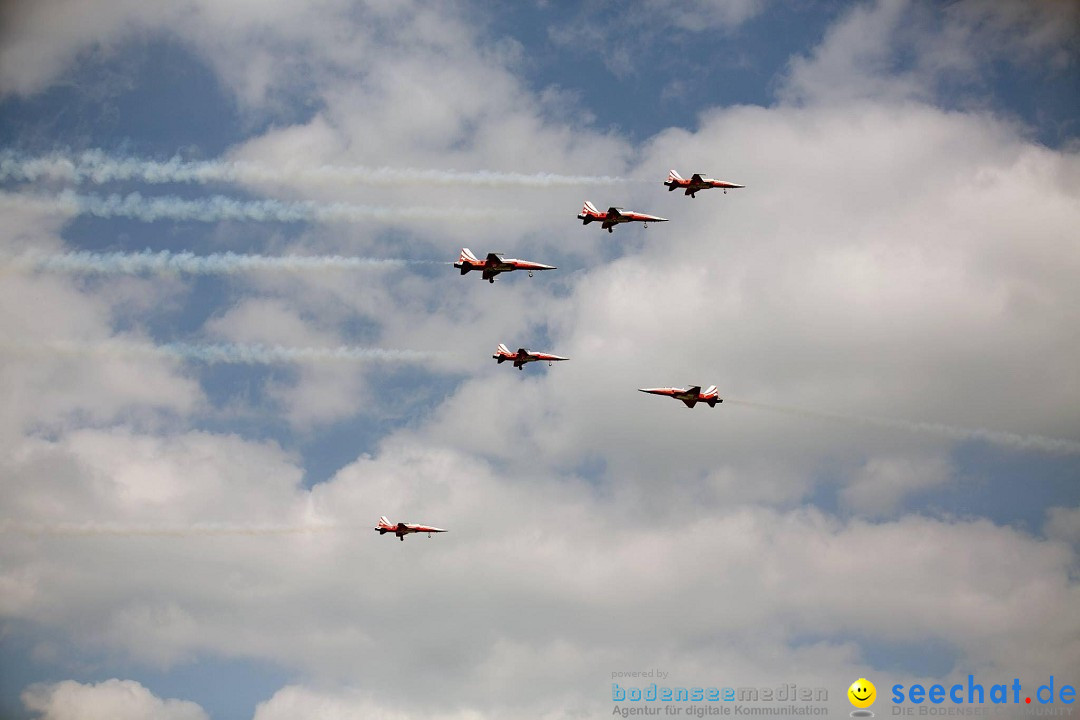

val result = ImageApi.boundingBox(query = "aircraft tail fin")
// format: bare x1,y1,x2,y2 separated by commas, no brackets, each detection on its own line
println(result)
379,516,391,526
668,169,683,182
497,343,510,355
583,200,599,215
704,385,717,396
459,248,478,273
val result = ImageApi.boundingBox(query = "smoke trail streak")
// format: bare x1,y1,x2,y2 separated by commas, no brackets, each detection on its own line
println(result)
0,519,339,537
157,342,443,365
726,399,1080,455
7,340,446,365
0,149,633,188
2,249,444,275
0,189,506,223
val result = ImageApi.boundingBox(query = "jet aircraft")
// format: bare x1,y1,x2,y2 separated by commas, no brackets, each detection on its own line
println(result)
577,201,668,233
376,516,448,541
454,248,557,283
638,385,723,408
664,170,744,198
493,343,569,370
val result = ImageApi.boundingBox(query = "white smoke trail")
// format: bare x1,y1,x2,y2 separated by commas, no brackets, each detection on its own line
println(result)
0,189,506,223
726,399,1080,456
8,340,446,365
2,249,441,275
157,342,443,365
0,519,339,537
0,149,632,188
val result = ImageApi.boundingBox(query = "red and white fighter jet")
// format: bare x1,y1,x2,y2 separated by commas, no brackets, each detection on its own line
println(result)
454,248,557,283
664,170,744,198
493,343,569,370
638,385,723,408
375,516,448,541
577,201,668,233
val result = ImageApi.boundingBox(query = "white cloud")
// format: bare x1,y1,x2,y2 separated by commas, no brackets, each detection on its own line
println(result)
0,0,361,103
783,0,924,104
658,0,769,31
0,204,205,443
22,678,208,720
937,0,1079,69
840,454,952,516
0,278,202,441
1045,506,1080,545
0,0,172,96
253,685,486,720
783,0,1079,105
547,0,770,78
3,434,1078,717
0,427,308,632
404,98,1080,504
200,291,441,427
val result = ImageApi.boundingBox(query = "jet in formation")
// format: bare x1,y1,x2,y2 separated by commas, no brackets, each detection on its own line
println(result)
454,248,557,283
376,516,448,541
493,343,569,370
638,385,723,408
578,201,668,233
664,170,745,198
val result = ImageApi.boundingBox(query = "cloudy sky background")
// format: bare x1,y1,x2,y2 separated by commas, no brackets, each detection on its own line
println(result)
1,1,1078,718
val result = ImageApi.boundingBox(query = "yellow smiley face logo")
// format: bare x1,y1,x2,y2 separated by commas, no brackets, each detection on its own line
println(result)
848,678,876,708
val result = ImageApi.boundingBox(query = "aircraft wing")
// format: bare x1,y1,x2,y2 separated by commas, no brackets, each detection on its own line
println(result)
691,173,704,183
686,386,701,397
681,397,698,408
486,252,504,264
606,207,623,219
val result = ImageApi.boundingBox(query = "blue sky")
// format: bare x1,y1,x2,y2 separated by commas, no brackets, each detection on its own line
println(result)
1,2,1078,719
